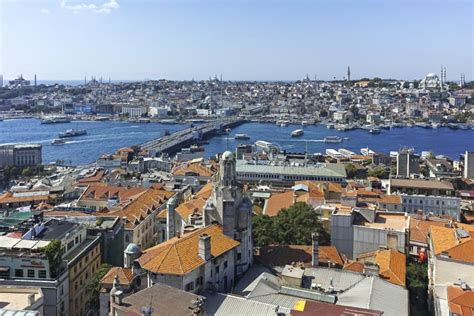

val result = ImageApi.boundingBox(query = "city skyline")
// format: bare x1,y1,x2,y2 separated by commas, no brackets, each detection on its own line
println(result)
1,0,473,81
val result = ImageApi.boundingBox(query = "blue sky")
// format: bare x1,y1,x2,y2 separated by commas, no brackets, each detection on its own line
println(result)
1,0,472,81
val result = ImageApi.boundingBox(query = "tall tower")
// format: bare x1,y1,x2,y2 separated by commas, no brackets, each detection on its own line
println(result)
347,66,351,82
460,73,465,88
204,151,253,275
34,74,37,87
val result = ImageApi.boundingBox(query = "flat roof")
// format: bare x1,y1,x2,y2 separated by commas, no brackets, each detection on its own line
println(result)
390,179,454,191
37,219,78,240
236,160,347,178
362,213,409,231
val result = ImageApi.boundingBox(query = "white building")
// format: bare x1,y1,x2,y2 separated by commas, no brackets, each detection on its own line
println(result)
464,151,474,180
401,194,461,220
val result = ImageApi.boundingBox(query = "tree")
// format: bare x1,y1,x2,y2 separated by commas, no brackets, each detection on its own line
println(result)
252,202,329,247
86,263,112,310
40,240,64,278
407,262,429,313
345,163,358,179
21,167,33,178
368,166,389,179
319,109,328,117
252,215,274,247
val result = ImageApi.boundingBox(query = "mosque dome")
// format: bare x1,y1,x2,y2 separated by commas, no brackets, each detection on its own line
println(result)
124,243,140,255
222,151,234,161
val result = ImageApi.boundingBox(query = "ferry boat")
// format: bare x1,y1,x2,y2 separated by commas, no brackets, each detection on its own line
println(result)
324,136,343,143
291,129,304,137
59,129,87,138
234,134,250,140
51,139,65,145
41,116,71,124
369,128,381,134
255,140,274,151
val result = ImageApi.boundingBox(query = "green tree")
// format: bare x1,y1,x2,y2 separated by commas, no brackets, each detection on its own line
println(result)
252,215,274,247
368,166,389,179
407,262,429,314
86,263,112,310
252,202,329,246
345,163,358,179
40,240,64,278
21,167,33,178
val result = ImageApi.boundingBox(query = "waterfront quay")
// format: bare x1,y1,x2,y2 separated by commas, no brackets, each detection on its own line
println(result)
139,119,245,155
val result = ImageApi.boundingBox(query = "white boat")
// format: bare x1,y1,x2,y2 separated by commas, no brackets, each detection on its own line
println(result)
369,128,381,134
338,148,355,157
255,140,274,150
431,122,440,128
336,124,349,131
302,121,309,126
234,134,250,140
361,147,375,156
51,139,65,145
41,116,71,124
291,129,304,137
59,129,87,138
324,136,343,143
326,123,335,129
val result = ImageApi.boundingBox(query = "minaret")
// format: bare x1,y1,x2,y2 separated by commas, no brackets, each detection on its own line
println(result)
84,76,86,85
34,74,37,87
347,66,351,82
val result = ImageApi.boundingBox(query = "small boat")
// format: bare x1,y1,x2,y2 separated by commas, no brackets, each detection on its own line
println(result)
255,140,274,151
326,123,335,129
41,116,71,124
458,124,469,130
369,128,381,134
301,121,309,126
138,118,151,123
448,123,459,130
51,139,65,145
324,136,343,143
336,124,349,131
234,134,250,140
431,122,440,128
59,129,87,138
291,129,304,137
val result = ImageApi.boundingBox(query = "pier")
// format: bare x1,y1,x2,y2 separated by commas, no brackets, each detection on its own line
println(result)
140,119,246,155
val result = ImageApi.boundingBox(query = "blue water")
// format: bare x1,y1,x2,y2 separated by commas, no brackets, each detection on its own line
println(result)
204,122,474,160
0,119,472,165
0,119,186,165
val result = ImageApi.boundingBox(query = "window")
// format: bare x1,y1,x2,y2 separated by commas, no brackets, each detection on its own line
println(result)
185,282,194,291
196,276,203,286
15,269,24,277
38,270,47,278
237,253,242,261
27,269,35,278
215,266,220,274
224,261,228,270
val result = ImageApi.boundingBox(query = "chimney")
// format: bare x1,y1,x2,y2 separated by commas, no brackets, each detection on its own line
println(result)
27,293,35,306
363,262,380,276
198,234,211,261
312,233,319,267
114,291,124,305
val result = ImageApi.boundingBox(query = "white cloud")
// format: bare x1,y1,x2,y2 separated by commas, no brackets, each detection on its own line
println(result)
40,8,51,14
59,0,119,14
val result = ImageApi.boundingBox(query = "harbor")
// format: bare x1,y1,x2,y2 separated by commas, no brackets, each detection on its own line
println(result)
0,118,472,165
